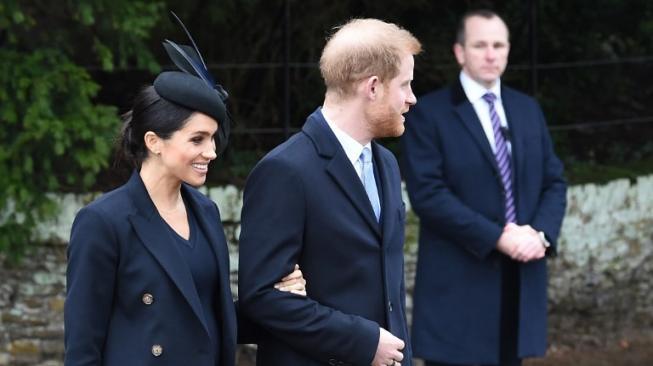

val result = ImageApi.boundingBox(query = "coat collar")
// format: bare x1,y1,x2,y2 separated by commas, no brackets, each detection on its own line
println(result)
124,171,220,340
302,109,382,237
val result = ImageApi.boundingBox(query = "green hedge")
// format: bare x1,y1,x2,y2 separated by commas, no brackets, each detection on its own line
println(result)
0,0,163,260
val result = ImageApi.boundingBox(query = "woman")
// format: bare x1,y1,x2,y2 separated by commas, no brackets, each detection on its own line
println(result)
64,16,305,366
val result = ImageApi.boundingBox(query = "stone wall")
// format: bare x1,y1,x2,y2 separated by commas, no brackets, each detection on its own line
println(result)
0,244,65,366
547,176,653,345
1,175,652,365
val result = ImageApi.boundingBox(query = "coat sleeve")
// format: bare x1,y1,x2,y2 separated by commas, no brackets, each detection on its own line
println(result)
234,299,261,344
401,101,503,259
64,206,119,366
528,105,567,254
238,156,379,366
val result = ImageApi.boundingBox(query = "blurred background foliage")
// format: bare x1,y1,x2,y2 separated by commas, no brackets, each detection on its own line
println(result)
1,0,653,258
0,0,164,259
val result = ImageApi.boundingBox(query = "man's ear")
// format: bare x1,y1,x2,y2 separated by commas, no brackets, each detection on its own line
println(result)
144,131,162,156
453,43,465,66
362,75,381,100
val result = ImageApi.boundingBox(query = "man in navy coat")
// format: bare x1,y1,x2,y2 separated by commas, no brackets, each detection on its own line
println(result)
238,19,421,366
401,10,567,366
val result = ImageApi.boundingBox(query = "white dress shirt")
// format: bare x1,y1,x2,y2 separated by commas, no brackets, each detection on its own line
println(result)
459,71,512,153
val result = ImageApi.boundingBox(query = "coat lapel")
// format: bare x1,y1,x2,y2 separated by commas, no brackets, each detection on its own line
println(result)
182,185,237,347
182,185,230,289
451,81,500,175
302,109,382,237
500,87,525,213
373,143,396,246
125,172,210,338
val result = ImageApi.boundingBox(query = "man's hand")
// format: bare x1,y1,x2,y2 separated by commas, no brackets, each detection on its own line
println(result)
371,328,404,366
274,264,307,296
497,223,545,262
509,224,545,262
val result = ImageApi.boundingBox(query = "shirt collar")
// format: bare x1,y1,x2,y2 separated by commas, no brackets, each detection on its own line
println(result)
459,71,502,103
320,108,370,166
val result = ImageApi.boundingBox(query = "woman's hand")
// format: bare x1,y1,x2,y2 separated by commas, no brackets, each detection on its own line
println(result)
274,264,307,296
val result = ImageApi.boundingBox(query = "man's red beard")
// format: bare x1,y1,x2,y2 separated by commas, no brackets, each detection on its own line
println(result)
365,99,406,139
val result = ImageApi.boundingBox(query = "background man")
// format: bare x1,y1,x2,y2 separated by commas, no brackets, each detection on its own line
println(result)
239,18,421,366
401,9,567,366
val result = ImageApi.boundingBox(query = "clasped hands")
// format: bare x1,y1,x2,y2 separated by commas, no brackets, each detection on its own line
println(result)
496,223,546,262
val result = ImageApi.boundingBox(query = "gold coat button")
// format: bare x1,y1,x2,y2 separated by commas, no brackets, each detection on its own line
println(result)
151,344,163,357
142,293,154,305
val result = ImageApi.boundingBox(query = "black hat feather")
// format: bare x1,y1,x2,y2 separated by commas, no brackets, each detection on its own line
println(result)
154,11,231,154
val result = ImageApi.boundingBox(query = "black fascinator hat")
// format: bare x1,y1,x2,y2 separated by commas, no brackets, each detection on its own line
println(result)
154,11,231,154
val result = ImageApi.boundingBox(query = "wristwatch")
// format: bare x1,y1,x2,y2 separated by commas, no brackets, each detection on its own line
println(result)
538,231,551,249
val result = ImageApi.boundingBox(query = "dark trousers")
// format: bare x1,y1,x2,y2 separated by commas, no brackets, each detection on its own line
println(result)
425,257,522,366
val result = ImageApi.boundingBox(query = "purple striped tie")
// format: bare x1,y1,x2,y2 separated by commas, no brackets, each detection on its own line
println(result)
482,92,516,223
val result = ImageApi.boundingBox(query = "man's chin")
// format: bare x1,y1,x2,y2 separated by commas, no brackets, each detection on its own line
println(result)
390,117,407,137
394,124,406,137
379,123,405,138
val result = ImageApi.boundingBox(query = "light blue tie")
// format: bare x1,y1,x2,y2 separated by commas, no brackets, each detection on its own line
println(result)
359,147,381,222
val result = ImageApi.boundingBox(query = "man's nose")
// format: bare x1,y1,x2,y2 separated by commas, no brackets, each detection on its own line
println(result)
407,91,417,106
485,47,497,60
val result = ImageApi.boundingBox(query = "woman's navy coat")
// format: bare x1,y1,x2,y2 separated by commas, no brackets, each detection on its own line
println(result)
64,172,237,366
